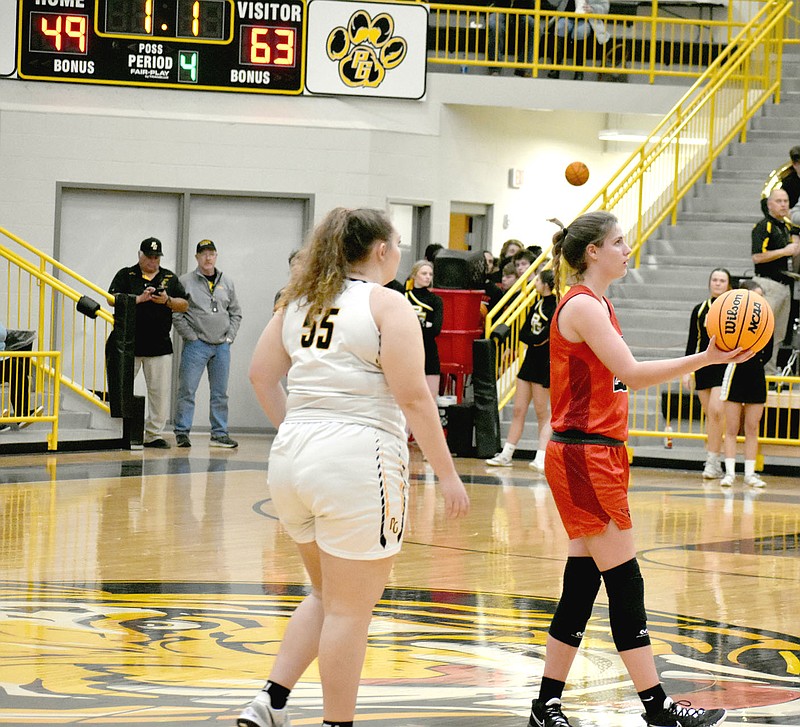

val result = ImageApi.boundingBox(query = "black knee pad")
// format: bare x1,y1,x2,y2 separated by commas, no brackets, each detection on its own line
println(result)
548,557,602,647
602,558,651,652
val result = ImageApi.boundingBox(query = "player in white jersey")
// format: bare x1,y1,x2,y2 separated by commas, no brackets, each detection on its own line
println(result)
240,207,470,727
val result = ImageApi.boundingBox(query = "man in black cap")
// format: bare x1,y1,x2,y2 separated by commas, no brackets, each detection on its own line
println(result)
109,237,189,448
172,239,242,448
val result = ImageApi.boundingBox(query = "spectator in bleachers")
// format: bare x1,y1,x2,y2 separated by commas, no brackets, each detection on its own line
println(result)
487,0,537,77
424,243,444,263
547,0,610,80
513,248,537,277
527,244,544,262
682,268,732,480
484,250,498,279
485,261,519,314
490,239,524,283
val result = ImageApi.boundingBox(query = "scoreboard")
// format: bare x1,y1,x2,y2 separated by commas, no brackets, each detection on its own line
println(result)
17,0,306,94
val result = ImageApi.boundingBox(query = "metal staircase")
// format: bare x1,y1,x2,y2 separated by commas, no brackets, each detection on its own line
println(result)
613,48,800,362
500,49,800,457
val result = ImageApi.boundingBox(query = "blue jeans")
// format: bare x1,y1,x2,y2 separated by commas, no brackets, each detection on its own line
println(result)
553,17,592,40
487,13,535,68
174,339,231,437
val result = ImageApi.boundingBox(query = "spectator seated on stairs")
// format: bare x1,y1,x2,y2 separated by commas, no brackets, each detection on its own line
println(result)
0,325,42,431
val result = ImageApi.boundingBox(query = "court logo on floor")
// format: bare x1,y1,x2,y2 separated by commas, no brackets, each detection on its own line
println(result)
0,582,798,724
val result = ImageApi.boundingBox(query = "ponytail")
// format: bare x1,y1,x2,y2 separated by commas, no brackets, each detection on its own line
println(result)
547,218,567,300
548,211,617,298
278,207,394,319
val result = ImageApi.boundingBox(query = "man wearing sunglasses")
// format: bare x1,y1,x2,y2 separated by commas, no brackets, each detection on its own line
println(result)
173,239,243,448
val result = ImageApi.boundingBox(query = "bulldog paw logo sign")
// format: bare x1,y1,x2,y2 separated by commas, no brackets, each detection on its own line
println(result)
326,10,407,88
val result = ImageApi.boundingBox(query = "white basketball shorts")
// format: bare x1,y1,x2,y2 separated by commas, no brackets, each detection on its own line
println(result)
267,419,409,560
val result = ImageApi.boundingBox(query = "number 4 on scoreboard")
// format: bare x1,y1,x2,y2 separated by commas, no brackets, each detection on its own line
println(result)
178,50,198,82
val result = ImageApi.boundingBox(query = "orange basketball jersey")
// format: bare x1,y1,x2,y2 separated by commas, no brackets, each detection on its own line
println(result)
549,285,629,442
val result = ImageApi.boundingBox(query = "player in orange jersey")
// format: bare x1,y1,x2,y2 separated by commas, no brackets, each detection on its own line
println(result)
528,212,750,727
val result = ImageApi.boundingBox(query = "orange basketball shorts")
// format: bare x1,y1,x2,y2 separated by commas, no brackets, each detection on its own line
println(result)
544,440,632,539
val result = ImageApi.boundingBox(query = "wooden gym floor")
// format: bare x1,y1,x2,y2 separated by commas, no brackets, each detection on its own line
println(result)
0,435,798,726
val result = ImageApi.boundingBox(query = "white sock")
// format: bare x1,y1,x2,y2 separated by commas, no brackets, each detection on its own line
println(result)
744,460,756,477
707,452,720,465
724,458,736,476
501,442,516,458
533,450,545,466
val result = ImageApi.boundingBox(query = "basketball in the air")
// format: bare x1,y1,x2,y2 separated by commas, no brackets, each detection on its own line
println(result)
565,161,590,186
705,288,774,353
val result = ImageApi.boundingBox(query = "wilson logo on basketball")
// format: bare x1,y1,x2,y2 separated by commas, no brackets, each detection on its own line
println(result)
723,292,743,335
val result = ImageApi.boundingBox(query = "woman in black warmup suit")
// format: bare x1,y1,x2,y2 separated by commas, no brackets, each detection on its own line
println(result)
405,260,443,402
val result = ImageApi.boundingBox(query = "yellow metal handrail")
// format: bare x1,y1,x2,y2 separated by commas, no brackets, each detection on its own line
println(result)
580,0,788,260
485,252,549,410
427,0,753,81
0,351,61,450
0,226,114,309
1,227,115,419
628,375,799,466
482,0,795,452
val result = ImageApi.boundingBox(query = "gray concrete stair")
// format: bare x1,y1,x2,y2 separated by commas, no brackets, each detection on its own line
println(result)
609,53,800,362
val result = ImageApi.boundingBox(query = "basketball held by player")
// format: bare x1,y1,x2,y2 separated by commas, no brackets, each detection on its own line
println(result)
241,207,469,727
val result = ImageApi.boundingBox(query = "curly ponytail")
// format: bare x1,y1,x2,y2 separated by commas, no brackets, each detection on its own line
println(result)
277,207,394,319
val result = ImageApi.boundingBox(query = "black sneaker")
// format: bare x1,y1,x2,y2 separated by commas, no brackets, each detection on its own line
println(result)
210,434,238,448
529,697,572,727
643,698,726,727
175,433,192,448
143,438,170,449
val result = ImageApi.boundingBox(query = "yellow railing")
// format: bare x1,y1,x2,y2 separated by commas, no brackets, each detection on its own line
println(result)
486,0,789,329
582,0,789,264
486,257,548,410
628,375,800,465
481,0,797,459
488,0,788,347
0,351,61,450
427,0,762,80
1,226,116,433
